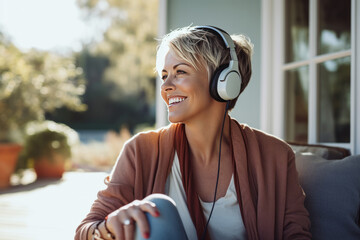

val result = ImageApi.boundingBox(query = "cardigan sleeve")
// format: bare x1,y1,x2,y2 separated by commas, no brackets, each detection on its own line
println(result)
74,139,138,240
74,126,173,240
283,150,312,239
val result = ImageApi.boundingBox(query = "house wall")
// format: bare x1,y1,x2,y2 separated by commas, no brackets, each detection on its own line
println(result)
157,0,262,128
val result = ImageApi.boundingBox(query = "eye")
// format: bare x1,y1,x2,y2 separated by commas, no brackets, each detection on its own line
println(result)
161,74,168,81
176,70,186,75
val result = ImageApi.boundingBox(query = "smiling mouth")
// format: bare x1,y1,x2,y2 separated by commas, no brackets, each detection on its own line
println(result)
168,97,186,107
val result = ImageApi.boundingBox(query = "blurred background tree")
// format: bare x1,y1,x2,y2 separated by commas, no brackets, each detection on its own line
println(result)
1,0,159,171
0,33,86,143
48,0,158,133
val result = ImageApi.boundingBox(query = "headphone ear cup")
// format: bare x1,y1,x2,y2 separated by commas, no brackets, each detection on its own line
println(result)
210,64,228,102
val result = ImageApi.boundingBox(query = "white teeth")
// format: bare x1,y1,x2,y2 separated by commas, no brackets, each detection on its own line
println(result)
169,97,185,105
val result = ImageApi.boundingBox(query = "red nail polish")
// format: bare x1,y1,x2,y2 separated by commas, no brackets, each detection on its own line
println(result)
155,210,160,217
143,232,150,239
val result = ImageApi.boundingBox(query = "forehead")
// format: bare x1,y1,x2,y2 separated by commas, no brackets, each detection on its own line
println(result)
163,49,186,67
157,46,189,72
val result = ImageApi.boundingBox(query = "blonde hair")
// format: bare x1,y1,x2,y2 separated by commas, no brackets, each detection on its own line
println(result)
156,25,253,110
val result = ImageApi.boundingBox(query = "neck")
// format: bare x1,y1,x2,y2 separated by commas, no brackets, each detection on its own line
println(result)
184,108,230,166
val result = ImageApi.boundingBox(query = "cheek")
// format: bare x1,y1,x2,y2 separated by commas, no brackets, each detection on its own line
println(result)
180,76,205,92
192,78,210,97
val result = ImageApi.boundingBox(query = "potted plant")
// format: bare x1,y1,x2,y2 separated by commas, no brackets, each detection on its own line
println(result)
18,121,79,179
0,33,86,187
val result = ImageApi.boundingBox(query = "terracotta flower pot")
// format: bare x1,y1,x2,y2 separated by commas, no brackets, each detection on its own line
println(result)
0,144,22,189
34,153,66,179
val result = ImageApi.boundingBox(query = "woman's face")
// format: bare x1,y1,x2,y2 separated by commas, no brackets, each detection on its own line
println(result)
160,48,217,124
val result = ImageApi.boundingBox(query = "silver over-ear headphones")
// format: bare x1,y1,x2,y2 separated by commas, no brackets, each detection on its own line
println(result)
194,26,242,102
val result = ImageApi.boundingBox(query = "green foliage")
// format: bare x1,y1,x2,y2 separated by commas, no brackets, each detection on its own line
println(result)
17,121,79,170
0,34,86,142
77,0,158,110
48,0,158,132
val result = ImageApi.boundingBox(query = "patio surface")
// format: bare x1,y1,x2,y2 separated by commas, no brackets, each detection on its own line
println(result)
0,170,108,240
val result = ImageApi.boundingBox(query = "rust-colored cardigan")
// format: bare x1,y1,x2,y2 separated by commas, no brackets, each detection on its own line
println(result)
75,119,311,240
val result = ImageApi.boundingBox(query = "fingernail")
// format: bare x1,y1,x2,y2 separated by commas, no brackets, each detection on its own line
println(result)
155,210,160,217
143,232,150,239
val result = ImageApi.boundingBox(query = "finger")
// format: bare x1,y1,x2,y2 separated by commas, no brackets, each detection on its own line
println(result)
118,211,136,240
123,219,135,240
139,201,160,218
112,218,125,240
106,211,125,240
127,207,150,239
108,219,124,240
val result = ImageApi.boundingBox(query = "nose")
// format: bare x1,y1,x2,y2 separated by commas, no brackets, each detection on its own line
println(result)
161,76,175,92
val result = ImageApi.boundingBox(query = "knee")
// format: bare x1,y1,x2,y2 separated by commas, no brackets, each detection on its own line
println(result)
143,194,179,221
137,194,188,240
144,193,176,208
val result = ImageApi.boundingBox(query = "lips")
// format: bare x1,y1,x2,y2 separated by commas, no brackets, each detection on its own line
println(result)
168,96,186,106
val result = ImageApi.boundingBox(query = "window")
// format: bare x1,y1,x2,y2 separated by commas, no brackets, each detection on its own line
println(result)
261,0,359,154
284,0,351,145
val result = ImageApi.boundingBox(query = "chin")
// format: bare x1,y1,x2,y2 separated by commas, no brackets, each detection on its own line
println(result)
168,117,181,124
168,113,183,124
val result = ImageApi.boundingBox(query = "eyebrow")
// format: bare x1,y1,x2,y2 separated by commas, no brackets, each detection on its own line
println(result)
162,62,191,73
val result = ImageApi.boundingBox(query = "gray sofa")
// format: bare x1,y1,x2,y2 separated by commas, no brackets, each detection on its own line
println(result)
290,143,360,240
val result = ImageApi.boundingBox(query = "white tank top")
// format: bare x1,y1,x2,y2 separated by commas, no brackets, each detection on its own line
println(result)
165,152,247,240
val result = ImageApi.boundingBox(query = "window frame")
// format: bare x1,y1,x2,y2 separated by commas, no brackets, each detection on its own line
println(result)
260,0,360,154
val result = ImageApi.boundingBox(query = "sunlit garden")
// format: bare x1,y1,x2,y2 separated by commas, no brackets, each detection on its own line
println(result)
0,0,158,188
0,0,159,239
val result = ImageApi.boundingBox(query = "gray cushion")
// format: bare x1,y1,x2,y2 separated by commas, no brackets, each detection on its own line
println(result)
295,153,360,240
289,142,351,160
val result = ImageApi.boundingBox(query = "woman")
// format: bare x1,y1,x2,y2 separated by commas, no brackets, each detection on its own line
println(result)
75,25,311,240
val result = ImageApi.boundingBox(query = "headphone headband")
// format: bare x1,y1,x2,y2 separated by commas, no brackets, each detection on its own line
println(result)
194,25,238,62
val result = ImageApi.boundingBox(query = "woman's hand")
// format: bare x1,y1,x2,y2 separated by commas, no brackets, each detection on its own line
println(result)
106,199,160,240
